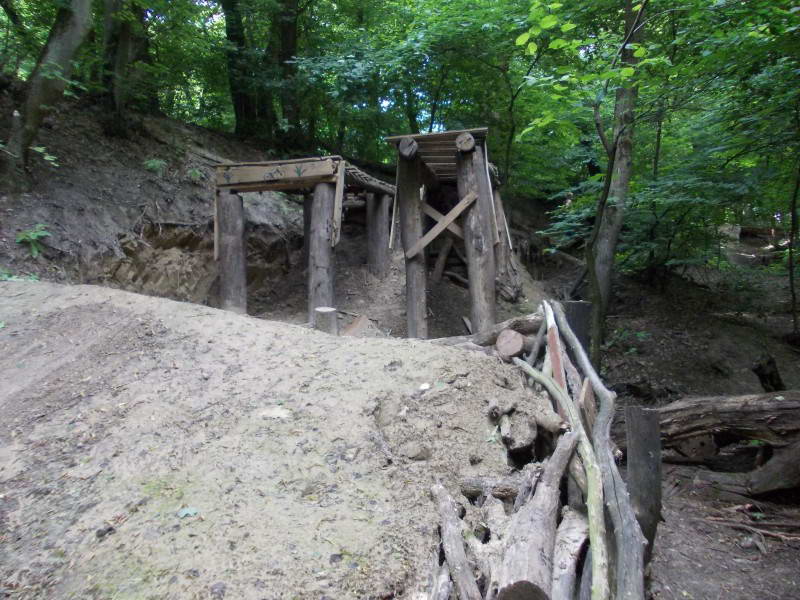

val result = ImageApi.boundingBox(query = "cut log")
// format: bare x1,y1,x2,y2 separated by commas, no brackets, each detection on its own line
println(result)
500,412,537,454
460,474,524,502
430,561,453,600
613,391,800,449
495,432,577,600
217,189,247,314
550,507,589,600
431,484,482,600
496,329,525,362
625,406,662,564
313,306,338,335
430,311,543,348
492,188,522,302
456,131,476,153
399,136,418,160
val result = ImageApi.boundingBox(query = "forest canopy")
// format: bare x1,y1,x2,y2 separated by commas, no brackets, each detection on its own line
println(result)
1,0,799,336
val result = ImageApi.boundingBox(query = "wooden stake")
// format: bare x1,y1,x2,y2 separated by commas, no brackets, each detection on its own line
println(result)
398,153,427,338
308,182,336,326
367,192,391,278
431,235,454,283
313,306,339,335
625,405,662,564
217,189,247,314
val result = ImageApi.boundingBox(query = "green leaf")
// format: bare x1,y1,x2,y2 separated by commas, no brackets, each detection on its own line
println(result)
553,84,567,91
548,2,563,8
620,66,635,77
549,38,569,49
515,32,531,46
540,15,558,29
633,3,643,11
560,22,576,32
527,41,538,55
633,46,647,58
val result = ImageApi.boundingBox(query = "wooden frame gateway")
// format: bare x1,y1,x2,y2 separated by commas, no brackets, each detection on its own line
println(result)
213,156,395,323
386,127,515,339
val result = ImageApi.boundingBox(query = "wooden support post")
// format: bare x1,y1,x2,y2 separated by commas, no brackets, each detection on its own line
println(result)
456,137,496,334
367,192,391,278
313,306,339,335
398,152,427,338
308,182,336,326
625,405,662,564
217,189,247,314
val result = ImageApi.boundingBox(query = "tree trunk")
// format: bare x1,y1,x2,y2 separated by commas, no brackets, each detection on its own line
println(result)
220,0,260,138
586,0,644,365
1,0,92,190
788,157,799,334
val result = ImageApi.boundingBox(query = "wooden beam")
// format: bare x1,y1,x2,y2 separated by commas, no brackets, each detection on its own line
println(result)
406,191,477,259
457,144,496,334
367,192,391,278
385,127,488,143
397,153,427,338
217,189,247,314
422,203,464,239
308,182,336,326
217,157,336,187
226,177,337,193
332,159,345,247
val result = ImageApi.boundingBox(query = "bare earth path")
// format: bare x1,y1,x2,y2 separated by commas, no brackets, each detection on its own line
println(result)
0,281,519,600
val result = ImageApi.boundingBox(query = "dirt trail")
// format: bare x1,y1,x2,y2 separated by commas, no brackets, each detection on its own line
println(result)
0,281,526,599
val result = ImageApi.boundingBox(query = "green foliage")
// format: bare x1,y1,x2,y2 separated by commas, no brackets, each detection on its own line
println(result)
143,158,168,177
30,145,59,167
187,167,204,183
15,224,51,258
0,268,39,281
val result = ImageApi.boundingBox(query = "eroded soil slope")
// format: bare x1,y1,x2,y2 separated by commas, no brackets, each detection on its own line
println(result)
0,281,526,600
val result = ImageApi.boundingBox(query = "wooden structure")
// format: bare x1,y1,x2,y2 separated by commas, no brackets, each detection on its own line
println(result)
213,156,394,322
386,127,515,339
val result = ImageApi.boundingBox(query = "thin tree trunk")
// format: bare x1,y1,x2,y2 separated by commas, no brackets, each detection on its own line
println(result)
220,0,260,137
789,158,799,333
1,0,92,190
586,0,645,365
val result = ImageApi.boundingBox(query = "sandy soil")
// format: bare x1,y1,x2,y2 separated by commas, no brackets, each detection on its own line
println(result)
1,281,531,599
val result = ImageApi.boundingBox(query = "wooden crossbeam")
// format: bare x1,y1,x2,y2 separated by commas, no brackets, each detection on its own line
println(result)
217,158,336,187
422,203,464,239
405,191,477,259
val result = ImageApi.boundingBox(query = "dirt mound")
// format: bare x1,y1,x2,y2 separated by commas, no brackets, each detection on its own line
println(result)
0,281,529,599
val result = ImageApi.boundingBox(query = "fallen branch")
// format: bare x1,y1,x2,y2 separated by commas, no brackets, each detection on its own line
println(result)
431,311,544,347
552,301,646,600
430,484,482,600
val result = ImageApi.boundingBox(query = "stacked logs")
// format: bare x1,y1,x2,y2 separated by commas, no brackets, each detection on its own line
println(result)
428,301,654,600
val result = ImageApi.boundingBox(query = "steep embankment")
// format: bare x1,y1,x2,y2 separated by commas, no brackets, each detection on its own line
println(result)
0,281,527,599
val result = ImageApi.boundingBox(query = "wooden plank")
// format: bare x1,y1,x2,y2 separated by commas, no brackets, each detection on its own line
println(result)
216,155,340,168
216,158,336,187
332,159,345,247
406,191,477,259
226,177,337,193
385,127,488,143
422,203,464,239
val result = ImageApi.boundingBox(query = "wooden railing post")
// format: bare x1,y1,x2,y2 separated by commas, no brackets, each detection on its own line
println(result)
367,192,391,278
